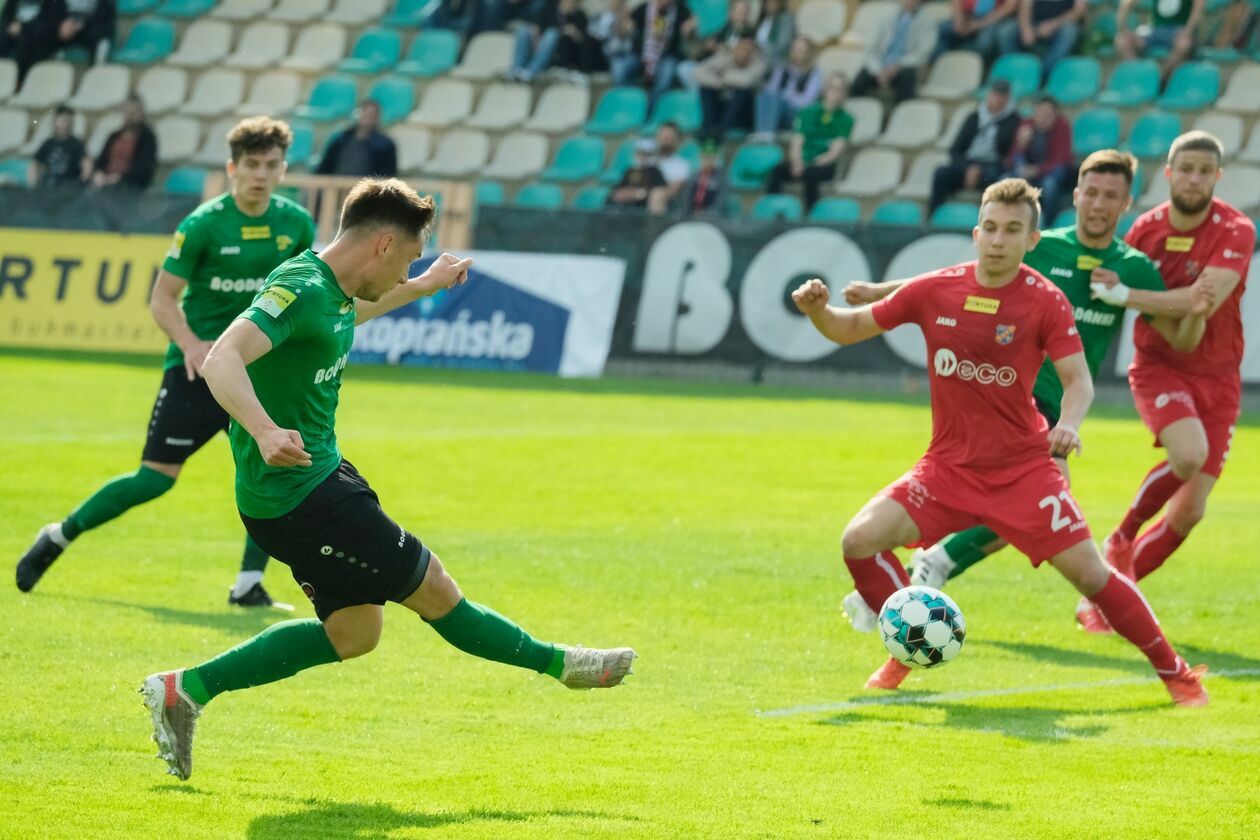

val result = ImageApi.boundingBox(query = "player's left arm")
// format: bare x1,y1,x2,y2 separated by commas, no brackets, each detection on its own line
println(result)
1049,352,1092,458
1089,267,1195,317
354,253,474,325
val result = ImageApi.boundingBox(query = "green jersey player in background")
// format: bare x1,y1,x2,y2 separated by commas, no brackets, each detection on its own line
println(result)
16,117,316,608
840,150,1212,633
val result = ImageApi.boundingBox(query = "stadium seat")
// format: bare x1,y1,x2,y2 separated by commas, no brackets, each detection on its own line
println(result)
542,136,606,182
339,28,404,75
798,0,849,44
271,0,332,22
1044,57,1101,106
878,99,942,149
833,147,901,197
1096,60,1160,107
727,143,784,191
1071,108,1121,158
167,18,232,68
237,70,302,116
136,65,188,115
523,84,589,133
180,68,246,118
1126,111,1181,158
327,0,388,25
0,157,29,186
475,180,506,207
1157,62,1220,110
643,89,702,134
1215,165,1260,213
361,76,412,125
841,0,895,49
164,166,208,195
154,114,201,163
66,64,130,113
931,202,979,230
751,194,803,221
815,46,864,80
513,182,564,210
482,130,548,180
225,22,291,70
0,107,29,155
118,0,158,12
807,196,861,224
382,0,430,27
193,117,236,165
894,150,948,200
397,30,460,78
585,86,649,135
425,128,491,177
10,62,74,109
391,124,431,173
1191,112,1243,159
600,138,636,184
407,78,475,128
1136,170,1170,210
571,185,611,210
293,75,358,122
1216,64,1260,113
21,109,85,155
452,32,514,80
1116,211,1139,236
112,17,176,64
1053,208,1075,227
466,82,533,131
986,53,1041,101
158,0,215,16
844,96,884,145
213,0,275,21
870,200,924,226
918,51,983,101
936,105,972,150
687,0,729,37
279,23,348,72
0,59,16,100
1240,123,1260,164
287,120,315,166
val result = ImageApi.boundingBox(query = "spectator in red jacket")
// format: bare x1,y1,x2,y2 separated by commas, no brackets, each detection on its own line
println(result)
1003,94,1073,226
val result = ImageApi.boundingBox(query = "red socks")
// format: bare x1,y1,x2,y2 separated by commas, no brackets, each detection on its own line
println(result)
1090,572,1184,678
1118,461,1184,541
1132,518,1187,582
845,551,910,612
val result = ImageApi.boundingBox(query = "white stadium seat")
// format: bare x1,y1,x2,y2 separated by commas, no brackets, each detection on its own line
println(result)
0,59,18,102
894,149,948,200
815,46,864,80
66,64,131,113
270,0,332,23
522,84,589,133
391,125,432,174
919,51,984,101
451,32,514,80
796,0,848,44
225,22,291,70
136,65,189,116
1214,165,1260,213
155,115,203,164
1215,64,1260,114
937,106,974,150
878,99,942,150
841,1,897,49
0,106,29,155
179,68,246,118
237,70,302,116
1240,124,1260,164
482,130,548,180
407,78,474,128
213,0,275,20
465,82,532,131
193,117,237,166
833,148,903,197
86,112,124,157
844,96,884,145
279,24,347,72
424,128,491,177
10,61,74,110
167,19,233,68
326,0,388,25
1191,111,1243,159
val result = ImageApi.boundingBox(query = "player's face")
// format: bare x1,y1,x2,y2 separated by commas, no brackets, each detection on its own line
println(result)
974,201,1039,277
363,229,424,302
1073,171,1131,241
227,146,287,203
1166,150,1220,215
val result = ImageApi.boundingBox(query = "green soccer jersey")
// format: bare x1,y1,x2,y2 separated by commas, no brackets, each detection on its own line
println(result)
1023,226,1165,413
161,192,315,371
230,251,356,518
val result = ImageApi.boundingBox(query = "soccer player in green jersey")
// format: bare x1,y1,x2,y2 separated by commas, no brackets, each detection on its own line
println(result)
16,118,316,608
837,150,1212,633
141,179,637,780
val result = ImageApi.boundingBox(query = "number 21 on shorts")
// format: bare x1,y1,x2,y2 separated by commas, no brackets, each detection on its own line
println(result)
1039,491,1083,532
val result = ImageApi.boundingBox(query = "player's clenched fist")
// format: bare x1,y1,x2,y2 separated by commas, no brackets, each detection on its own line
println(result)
792,278,830,315
843,280,882,306
257,427,312,467
1046,423,1082,459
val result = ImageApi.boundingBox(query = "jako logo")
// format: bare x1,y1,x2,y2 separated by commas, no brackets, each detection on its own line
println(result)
933,348,1017,386
935,316,957,327
209,276,266,293
355,310,534,364
314,353,349,384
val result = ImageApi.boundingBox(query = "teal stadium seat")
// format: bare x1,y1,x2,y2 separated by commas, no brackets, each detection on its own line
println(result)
475,181,506,207
288,121,315,167
0,157,28,186
118,0,158,13
585,87,648,135
808,197,861,224
383,0,431,27
112,17,176,64
1044,57,1100,106
1097,60,1160,107
751,194,803,221
870,201,924,227
1053,208,1076,227
986,53,1041,101
158,0,215,16
164,166,207,195
1117,211,1139,236
1157,62,1220,110
572,185,610,210
643,89,702,134
542,136,606,182
727,143,783,191
600,139,635,184
294,75,359,122
340,28,404,75
1126,111,1181,158
688,0,729,37
677,139,702,172
1072,108,1121,157
931,202,979,231
514,182,565,210
397,30,460,78
367,76,415,124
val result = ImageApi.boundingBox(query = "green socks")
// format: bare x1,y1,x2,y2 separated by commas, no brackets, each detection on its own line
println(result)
62,466,175,540
187,619,340,705
943,526,1002,580
240,535,269,574
428,598,562,677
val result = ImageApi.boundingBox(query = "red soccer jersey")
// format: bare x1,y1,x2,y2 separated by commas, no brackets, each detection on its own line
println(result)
871,261,1083,475
1125,198,1255,379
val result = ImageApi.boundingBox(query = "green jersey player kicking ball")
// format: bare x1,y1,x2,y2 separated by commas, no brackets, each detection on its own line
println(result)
141,178,636,780
841,150,1213,633
16,117,315,609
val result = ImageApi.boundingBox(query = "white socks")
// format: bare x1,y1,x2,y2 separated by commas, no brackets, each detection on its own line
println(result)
232,570,264,598
47,523,70,549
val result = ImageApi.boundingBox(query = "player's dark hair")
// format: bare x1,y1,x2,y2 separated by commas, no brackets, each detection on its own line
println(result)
1078,149,1138,188
980,178,1042,230
228,116,293,162
1167,130,1224,166
339,178,436,241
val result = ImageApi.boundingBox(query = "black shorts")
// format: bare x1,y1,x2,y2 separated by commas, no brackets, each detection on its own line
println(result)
141,366,230,464
239,460,431,621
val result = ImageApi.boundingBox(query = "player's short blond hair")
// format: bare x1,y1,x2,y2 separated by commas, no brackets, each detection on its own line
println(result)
1079,149,1139,188
339,178,436,241
980,178,1042,230
1167,130,1224,167
227,117,293,162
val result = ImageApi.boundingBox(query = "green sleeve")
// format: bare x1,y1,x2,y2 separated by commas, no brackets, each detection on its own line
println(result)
1126,253,1166,292
161,214,206,280
837,111,854,140
238,280,314,349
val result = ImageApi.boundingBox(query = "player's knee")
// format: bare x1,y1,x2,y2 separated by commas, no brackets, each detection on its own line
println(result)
1168,447,1207,481
140,460,181,482
840,524,876,559
331,626,380,660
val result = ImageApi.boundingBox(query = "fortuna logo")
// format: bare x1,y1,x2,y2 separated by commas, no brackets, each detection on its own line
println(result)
1049,266,1074,278
209,276,266,293
935,316,957,327
314,352,349,384
1074,306,1117,326
933,348,1017,386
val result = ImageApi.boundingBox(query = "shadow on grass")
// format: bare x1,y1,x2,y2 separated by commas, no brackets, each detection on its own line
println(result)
817,701,1157,743
42,593,281,635
246,803,628,839
1177,644,1260,680
979,639,1260,681
922,796,1010,811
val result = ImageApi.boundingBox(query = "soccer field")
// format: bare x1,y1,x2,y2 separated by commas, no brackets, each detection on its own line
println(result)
2,352,1258,839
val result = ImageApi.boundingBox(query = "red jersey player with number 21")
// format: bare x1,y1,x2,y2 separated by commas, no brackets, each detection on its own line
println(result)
790,178,1208,707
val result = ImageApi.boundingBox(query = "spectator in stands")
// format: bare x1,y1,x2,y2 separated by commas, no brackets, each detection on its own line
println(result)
765,72,853,212
607,138,667,213
651,120,693,207
681,140,724,216
424,0,482,39
483,0,547,32
316,100,398,178
695,34,767,142
850,0,938,106
612,0,695,105
589,0,633,74
1114,0,1203,83
509,0,589,83
933,0,1016,64
1,0,67,86
996,0,1086,82
753,35,821,139
59,0,113,64
755,0,796,65
87,95,155,191
1214,1,1256,52
1003,94,1072,224
30,103,85,189
678,0,753,90
929,78,1018,213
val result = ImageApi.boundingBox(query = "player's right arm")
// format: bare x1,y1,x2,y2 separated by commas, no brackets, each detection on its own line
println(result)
149,270,214,381
791,279,885,345
842,278,904,306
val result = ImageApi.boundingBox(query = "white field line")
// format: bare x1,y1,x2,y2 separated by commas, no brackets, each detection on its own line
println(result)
756,668,1260,718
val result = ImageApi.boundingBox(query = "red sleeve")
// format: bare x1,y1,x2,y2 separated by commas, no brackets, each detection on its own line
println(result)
1040,287,1084,361
870,276,927,331
1122,213,1148,249
1205,217,1256,274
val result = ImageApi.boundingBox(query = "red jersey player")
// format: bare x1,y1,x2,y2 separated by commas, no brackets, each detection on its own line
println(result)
791,179,1208,706
1095,131,1255,590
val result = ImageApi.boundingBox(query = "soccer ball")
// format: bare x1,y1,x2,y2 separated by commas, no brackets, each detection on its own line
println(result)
879,586,966,669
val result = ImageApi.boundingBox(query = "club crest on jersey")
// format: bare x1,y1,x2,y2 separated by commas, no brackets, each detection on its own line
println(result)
963,295,1001,315
276,234,294,251
995,324,1017,345
300,582,316,602
1185,260,1201,279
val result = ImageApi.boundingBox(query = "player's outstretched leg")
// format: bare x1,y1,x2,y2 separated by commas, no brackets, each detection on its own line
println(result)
17,464,176,592
227,535,292,610
1050,540,1207,707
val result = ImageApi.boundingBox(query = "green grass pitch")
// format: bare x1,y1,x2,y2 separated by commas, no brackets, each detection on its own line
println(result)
2,351,1259,838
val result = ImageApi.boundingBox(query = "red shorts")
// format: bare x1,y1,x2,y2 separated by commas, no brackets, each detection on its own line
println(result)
881,455,1092,566
1129,364,1240,478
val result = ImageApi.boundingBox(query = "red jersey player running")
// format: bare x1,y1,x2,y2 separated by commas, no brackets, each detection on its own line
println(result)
791,179,1208,706
1095,130,1255,591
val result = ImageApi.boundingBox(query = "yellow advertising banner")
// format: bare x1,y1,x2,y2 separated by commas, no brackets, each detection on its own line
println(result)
0,227,169,353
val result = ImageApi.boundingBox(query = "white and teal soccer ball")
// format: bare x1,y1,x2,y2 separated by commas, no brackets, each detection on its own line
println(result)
879,586,966,669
